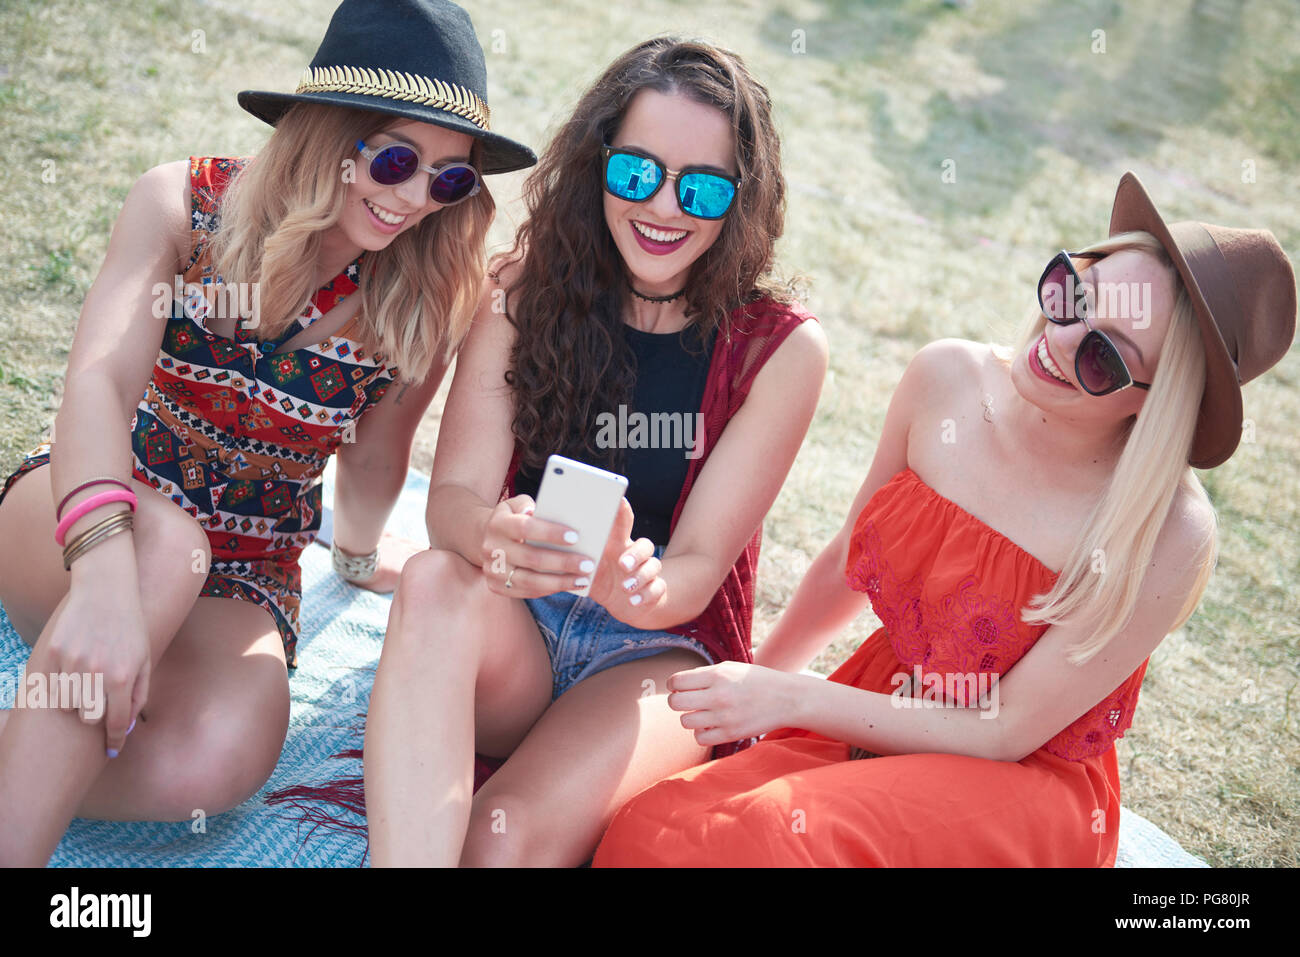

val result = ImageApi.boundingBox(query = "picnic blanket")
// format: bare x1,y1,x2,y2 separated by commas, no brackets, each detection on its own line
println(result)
0,464,1208,867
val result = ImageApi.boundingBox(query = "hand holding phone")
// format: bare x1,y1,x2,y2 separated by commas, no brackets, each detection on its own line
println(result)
528,455,629,596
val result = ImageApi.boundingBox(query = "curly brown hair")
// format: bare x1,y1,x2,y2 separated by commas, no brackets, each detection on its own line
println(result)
501,36,792,472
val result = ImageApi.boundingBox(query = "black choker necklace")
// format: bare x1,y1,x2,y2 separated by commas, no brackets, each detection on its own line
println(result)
628,284,686,304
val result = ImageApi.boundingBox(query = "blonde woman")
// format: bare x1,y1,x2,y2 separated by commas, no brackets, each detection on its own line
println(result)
594,172,1296,867
0,0,534,866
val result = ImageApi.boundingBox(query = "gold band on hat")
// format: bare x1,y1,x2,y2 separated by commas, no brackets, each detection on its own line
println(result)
294,65,491,130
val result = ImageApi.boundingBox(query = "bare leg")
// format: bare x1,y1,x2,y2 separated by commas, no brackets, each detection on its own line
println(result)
0,465,287,863
0,595,288,803
363,548,554,867
459,648,711,867
0,464,209,652
79,597,288,817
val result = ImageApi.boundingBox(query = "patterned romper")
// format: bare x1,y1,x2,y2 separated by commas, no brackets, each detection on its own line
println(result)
0,157,398,667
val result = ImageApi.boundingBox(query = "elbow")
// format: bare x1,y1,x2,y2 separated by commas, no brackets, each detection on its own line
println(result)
985,716,1038,764
629,567,717,632
682,586,718,627
991,743,1035,764
635,595,712,634
669,554,733,628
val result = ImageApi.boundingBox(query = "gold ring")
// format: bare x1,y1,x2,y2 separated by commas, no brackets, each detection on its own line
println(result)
504,567,516,589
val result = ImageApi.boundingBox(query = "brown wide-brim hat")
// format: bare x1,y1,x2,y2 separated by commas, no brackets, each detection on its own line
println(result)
1109,172,1297,469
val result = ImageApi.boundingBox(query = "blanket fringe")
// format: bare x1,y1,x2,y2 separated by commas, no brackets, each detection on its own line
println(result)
264,735,508,859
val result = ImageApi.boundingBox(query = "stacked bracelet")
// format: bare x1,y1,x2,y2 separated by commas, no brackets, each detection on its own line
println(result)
62,510,134,570
56,477,132,521
54,488,138,546
331,541,379,583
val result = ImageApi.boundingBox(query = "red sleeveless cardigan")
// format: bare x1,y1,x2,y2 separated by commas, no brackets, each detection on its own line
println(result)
264,298,817,822
505,297,816,688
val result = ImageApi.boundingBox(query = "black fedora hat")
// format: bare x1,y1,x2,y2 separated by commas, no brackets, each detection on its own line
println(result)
238,0,536,175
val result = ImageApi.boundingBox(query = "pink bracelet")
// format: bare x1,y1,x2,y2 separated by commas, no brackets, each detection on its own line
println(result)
56,477,131,521
54,489,138,547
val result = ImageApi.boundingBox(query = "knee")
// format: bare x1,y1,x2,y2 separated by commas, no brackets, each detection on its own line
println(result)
389,548,487,640
395,548,480,605
460,793,567,867
134,486,211,591
149,689,287,820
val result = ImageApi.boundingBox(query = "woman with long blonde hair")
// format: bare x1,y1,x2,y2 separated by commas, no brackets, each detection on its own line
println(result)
594,172,1296,867
0,0,534,866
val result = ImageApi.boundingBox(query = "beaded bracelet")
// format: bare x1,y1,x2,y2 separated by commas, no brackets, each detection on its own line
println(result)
56,477,132,522
331,541,379,583
62,511,134,570
54,488,137,547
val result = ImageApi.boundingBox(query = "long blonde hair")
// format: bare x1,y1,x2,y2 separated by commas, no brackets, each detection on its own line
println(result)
209,102,494,379
1015,231,1218,664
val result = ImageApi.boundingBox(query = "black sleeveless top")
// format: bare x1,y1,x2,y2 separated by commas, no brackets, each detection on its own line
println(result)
514,321,716,546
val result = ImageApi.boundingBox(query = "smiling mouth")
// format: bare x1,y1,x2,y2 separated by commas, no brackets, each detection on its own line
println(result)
1036,335,1074,386
364,198,407,226
632,220,689,243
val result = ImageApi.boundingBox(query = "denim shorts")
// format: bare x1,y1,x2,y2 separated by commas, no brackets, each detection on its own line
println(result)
523,553,714,700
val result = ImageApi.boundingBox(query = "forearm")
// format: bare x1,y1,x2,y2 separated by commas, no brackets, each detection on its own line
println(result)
332,449,409,553
754,532,867,672
49,373,140,582
787,673,1009,762
623,551,718,632
424,482,494,565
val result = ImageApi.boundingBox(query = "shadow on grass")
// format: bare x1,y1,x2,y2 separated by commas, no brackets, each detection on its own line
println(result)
757,0,1262,222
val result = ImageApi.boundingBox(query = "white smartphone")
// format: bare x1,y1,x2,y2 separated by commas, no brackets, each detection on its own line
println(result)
527,454,629,597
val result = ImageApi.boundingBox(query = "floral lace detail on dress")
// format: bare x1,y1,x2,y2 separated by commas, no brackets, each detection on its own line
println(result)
847,520,1037,707
846,493,1146,762
1039,669,1145,761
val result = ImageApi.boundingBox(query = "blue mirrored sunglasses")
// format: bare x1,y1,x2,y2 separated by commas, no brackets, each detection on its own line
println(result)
601,145,739,221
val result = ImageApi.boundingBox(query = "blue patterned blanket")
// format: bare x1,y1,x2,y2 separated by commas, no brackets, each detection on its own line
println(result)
0,465,1206,867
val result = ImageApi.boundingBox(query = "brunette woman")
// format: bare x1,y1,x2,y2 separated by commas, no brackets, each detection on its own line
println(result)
362,37,828,866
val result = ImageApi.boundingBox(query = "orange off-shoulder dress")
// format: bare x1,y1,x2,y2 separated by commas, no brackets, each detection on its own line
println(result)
592,468,1148,867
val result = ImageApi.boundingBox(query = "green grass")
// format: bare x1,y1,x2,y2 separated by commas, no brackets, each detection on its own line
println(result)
2,0,1298,865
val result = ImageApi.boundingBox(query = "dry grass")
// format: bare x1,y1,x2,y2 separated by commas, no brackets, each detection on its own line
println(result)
1,0,1296,865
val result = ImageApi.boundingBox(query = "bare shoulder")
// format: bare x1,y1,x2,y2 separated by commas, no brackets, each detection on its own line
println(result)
118,159,191,268
1122,476,1218,625
900,337,989,402
487,250,525,286
910,337,986,377
472,250,525,332
1155,478,1219,572
762,309,828,375
485,250,525,299
135,160,191,231
460,265,520,373
133,158,190,204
